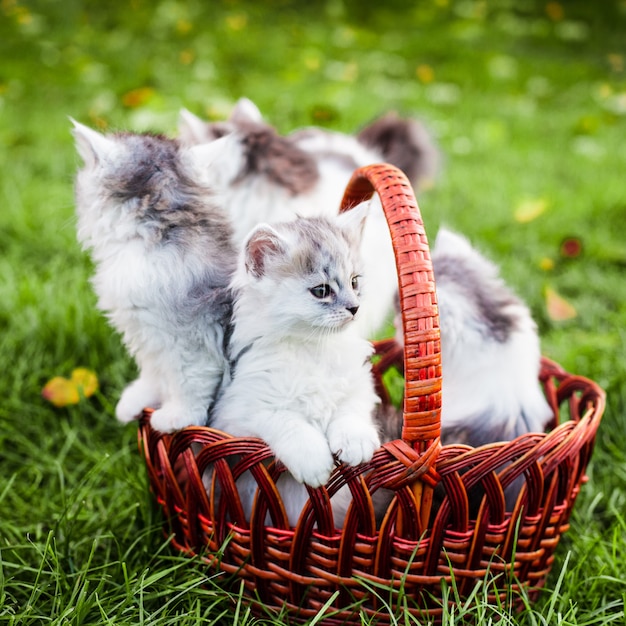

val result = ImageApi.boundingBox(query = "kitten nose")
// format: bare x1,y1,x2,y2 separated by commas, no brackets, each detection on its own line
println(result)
347,305,359,317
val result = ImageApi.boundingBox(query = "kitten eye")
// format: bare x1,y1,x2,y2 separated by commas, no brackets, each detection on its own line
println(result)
351,276,360,290
310,284,332,299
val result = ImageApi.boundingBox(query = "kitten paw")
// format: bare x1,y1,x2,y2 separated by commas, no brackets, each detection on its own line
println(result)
150,403,208,433
116,380,160,423
276,436,335,488
328,423,381,467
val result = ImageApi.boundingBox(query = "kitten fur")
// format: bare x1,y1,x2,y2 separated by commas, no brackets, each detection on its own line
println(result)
432,227,551,440
72,120,236,432
211,204,380,527
356,111,440,189
177,98,440,338
380,227,552,510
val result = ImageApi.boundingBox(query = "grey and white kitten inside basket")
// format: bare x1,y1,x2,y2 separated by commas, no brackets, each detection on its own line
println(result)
434,228,552,445
211,205,380,526
330,226,554,523
383,227,553,446
178,98,440,339
72,121,236,432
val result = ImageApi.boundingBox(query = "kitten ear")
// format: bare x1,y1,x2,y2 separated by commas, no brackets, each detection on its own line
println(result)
434,227,475,256
178,108,209,146
70,118,116,167
230,98,263,125
185,134,242,186
337,201,370,243
244,224,286,278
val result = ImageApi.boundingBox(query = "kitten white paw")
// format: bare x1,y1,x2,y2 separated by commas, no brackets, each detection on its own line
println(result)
276,435,335,488
328,423,381,467
116,380,160,423
150,402,208,433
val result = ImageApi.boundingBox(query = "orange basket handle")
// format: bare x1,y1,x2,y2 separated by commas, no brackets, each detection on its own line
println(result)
340,164,442,450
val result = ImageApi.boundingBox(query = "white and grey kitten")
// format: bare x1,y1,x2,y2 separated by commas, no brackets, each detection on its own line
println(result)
72,121,236,432
433,228,551,444
177,98,440,338
379,228,552,509
211,204,380,526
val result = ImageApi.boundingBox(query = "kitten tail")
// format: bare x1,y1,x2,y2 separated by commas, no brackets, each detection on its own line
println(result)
357,112,440,190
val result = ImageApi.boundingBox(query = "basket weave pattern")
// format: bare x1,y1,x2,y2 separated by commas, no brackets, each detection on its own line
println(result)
138,164,605,623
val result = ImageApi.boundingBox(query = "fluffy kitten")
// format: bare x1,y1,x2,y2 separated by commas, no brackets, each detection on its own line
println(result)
379,227,552,510
72,121,236,432
432,228,551,443
211,204,380,526
177,98,440,338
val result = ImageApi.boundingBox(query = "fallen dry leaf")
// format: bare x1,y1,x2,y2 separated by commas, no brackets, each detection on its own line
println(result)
416,64,435,84
546,1,564,21
545,286,577,321
71,368,99,398
539,257,555,271
122,87,155,108
560,236,583,258
42,368,99,407
42,376,80,407
514,197,549,223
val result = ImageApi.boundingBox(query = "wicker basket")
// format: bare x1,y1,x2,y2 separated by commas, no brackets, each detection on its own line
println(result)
138,164,605,623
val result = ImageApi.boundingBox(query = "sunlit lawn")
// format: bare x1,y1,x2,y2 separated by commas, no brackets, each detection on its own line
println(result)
1,1,625,624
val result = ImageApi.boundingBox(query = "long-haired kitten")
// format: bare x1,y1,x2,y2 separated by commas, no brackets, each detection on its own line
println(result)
177,98,440,339
432,228,551,444
211,204,380,526
379,227,552,509
72,121,236,432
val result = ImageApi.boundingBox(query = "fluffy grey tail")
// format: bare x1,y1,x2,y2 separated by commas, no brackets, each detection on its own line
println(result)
357,112,440,190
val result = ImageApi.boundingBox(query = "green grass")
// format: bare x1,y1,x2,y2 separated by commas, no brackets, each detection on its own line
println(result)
1,0,625,623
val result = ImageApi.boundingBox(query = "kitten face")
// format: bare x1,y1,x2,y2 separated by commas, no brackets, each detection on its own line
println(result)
240,205,368,335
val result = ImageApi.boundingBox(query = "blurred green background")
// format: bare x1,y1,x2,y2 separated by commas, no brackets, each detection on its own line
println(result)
1,1,625,624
